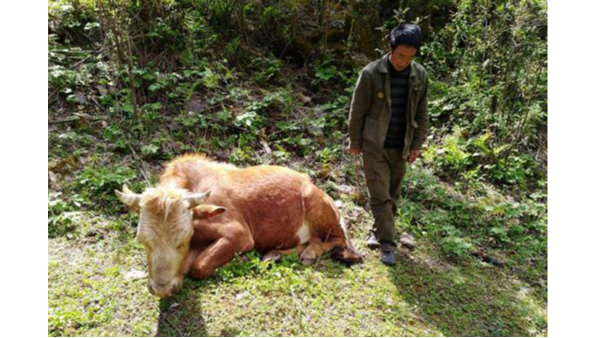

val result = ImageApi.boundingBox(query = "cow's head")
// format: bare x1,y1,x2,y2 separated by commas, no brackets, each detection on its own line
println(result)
115,185,225,298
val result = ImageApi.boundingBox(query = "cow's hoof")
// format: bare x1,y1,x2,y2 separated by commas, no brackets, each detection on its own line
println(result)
332,248,364,266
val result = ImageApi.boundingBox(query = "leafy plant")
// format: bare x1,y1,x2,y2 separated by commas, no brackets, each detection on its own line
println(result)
73,165,137,208
441,235,473,257
252,57,282,84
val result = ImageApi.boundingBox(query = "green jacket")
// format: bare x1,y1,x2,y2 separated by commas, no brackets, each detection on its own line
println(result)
348,54,429,159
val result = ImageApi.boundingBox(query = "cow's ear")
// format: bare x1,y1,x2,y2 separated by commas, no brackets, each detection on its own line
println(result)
193,205,227,220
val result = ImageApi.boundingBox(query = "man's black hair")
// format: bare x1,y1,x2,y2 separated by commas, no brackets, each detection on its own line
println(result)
389,23,422,51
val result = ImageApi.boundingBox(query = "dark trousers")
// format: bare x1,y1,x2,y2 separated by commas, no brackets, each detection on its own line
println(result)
363,148,407,251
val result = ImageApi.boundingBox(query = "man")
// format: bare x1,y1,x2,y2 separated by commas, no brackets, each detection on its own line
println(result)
348,23,429,266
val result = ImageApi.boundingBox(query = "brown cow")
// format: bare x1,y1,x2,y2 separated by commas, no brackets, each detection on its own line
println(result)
116,154,363,298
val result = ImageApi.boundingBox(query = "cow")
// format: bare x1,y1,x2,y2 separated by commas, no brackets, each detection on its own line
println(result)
115,154,363,298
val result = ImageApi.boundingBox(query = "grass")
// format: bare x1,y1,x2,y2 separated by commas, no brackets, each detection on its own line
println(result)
48,164,547,336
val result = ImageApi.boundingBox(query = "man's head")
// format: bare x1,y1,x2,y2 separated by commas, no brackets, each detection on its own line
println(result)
115,185,223,298
387,23,422,71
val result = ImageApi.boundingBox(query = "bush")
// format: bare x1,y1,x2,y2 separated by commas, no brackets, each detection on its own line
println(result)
48,193,78,238
422,0,547,189
73,165,138,209
424,127,541,188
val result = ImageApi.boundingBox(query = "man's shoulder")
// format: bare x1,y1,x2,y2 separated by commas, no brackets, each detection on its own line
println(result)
411,61,428,78
361,57,383,76
363,59,380,72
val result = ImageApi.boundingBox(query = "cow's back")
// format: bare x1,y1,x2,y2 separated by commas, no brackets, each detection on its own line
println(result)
170,159,311,252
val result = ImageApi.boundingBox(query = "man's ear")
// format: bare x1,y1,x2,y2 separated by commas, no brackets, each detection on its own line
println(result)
193,205,227,220
115,185,141,212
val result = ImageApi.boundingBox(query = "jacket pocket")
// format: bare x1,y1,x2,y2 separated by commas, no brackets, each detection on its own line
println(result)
363,116,379,145
369,88,386,119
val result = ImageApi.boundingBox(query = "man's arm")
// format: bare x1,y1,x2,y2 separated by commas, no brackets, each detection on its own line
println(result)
348,69,372,153
410,77,429,152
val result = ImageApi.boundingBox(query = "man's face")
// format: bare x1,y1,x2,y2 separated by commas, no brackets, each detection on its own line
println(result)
388,44,417,71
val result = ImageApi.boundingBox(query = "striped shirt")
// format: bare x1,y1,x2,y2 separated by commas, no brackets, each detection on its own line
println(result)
384,61,411,149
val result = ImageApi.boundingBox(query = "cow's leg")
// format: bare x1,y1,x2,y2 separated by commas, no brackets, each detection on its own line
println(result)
322,222,364,265
330,243,364,265
299,241,320,265
190,238,238,279
302,182,347,242
301,182,364,265
300,235,363,265
262,245,307,262
299,238,346,265
299,237,334,265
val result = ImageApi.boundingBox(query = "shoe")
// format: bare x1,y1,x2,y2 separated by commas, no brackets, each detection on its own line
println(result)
380,250,396,266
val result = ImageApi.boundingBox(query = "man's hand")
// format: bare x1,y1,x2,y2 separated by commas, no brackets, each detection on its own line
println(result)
350,148,362,156
408,149,420,163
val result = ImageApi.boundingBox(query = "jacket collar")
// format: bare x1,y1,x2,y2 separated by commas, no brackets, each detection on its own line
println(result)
376,53,418,82
376,53,390,73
